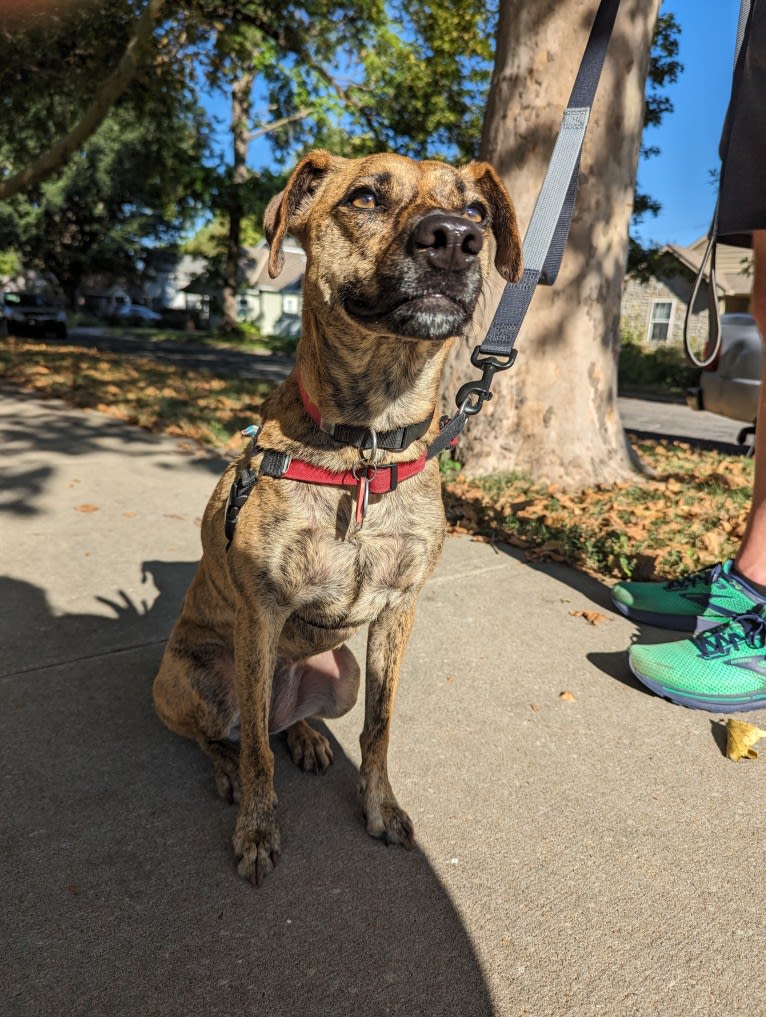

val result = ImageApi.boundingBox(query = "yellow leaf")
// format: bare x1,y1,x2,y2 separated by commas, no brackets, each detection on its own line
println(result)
74,503,100,513
569,609,608,625
559,690,576,702
725,719,766,761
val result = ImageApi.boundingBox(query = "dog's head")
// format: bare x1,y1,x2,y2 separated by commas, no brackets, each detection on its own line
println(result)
264,150,522,342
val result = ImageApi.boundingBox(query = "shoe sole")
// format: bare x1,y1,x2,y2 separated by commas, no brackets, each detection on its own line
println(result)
611,596,699,632
629,658,766,713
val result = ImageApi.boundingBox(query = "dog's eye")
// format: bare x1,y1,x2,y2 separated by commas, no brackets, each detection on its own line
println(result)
464,203,486,223
348,190,379,210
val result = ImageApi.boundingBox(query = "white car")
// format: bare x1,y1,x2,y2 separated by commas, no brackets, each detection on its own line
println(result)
686,312,763,446
110,303,163,325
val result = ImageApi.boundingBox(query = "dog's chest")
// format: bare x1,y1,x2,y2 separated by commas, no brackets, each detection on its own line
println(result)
271,522,438,622
242,480,444,626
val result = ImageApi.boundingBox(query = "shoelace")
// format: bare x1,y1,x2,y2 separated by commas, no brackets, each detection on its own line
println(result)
666,563,719,592
694,611,766,658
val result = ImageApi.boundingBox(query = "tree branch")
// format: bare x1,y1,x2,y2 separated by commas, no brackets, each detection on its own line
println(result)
246,108,311,142
0,0,165,201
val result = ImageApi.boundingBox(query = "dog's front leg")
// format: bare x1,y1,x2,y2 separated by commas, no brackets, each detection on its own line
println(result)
232,603,286,886
359,601,417,849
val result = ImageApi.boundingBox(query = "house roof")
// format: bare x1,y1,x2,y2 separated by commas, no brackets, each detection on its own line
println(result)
662,237,753,297
686,235,753,296
242,238,306,293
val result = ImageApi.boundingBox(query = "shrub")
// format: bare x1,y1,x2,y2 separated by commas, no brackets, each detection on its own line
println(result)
618,330,699,395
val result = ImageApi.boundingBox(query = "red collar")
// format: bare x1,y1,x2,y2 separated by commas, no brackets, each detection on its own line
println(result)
271,452,428,494
255,447,428,528
254,387,432,527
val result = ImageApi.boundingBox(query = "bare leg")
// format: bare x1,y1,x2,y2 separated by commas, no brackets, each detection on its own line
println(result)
734,230,766,585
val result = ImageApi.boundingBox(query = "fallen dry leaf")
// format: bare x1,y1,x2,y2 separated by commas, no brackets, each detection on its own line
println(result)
559,690,576,702
725,719,766,761
569,609,607,626
74,503,100,513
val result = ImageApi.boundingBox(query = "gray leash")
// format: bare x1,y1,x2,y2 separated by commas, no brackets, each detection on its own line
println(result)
450,0,621,422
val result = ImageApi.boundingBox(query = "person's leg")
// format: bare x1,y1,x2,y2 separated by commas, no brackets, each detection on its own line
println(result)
734,230,766,585
612,232,766,632
627,238,766,711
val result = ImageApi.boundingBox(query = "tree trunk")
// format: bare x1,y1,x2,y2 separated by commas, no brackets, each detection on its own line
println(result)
221,69,255,333
441,0,661,489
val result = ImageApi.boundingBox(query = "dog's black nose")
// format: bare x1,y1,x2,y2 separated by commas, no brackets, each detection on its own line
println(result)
411,212,483,272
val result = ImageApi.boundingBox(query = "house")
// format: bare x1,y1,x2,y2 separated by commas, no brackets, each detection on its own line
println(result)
77,252,211,323
143,252,210,317
238,237,305,337
621,237,753,348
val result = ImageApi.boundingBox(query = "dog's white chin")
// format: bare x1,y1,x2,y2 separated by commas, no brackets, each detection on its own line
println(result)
347,293,470,341
387,294,470,340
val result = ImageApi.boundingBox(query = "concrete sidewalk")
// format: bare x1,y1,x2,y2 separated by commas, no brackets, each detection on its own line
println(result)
2,389,766,1017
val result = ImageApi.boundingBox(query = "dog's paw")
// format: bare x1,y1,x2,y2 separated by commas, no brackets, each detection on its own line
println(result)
284,720,334,774
202,738,241,803
233,819,281,886
363,799,415,849
358,769,415,848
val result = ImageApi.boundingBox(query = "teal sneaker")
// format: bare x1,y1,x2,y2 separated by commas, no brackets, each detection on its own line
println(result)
629,609,766,712
611,559,765,632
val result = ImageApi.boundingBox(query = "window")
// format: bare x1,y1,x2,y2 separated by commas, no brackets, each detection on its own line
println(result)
648,300,673,341
283,295,299,315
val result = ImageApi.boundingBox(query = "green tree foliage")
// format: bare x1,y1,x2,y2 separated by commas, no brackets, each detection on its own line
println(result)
0,97,211,304
0,0,680,306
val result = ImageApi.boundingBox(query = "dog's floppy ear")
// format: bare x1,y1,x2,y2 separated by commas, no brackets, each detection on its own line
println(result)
466,161,523,283
264,149,337,278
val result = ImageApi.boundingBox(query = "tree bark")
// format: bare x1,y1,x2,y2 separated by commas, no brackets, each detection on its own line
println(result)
221,68,255,333
0,0,164,201
441,0,661,489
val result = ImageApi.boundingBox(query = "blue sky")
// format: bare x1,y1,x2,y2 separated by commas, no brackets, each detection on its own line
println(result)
636,0,742,247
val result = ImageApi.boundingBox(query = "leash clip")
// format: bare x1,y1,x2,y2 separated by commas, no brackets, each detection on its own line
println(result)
456,346,517,416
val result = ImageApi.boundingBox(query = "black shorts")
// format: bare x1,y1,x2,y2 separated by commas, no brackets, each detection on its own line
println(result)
718,0,766,246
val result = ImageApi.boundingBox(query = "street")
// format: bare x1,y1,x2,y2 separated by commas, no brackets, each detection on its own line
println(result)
13,327,756,454
617,394,753,453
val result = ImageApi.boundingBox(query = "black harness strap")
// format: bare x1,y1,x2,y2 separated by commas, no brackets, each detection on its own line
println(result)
224,465,259,546
322,412,433,452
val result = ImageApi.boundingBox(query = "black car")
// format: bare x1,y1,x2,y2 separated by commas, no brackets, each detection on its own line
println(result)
1,291,68,338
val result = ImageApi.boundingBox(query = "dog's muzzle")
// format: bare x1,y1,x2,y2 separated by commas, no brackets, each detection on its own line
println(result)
342,211,486,341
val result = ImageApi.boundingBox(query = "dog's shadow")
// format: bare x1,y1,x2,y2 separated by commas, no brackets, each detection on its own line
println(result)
2,564,494,1017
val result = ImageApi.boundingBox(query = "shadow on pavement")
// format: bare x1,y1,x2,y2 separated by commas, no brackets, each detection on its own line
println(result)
0,386,226,519
1,561,495,1017
452,534,675,705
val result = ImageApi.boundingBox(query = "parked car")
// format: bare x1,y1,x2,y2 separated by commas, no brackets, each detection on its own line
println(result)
686,311,763,447
1,291,68,339
109,303,162,326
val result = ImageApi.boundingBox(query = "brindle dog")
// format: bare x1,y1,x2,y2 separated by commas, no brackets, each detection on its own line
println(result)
153,150,521,885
